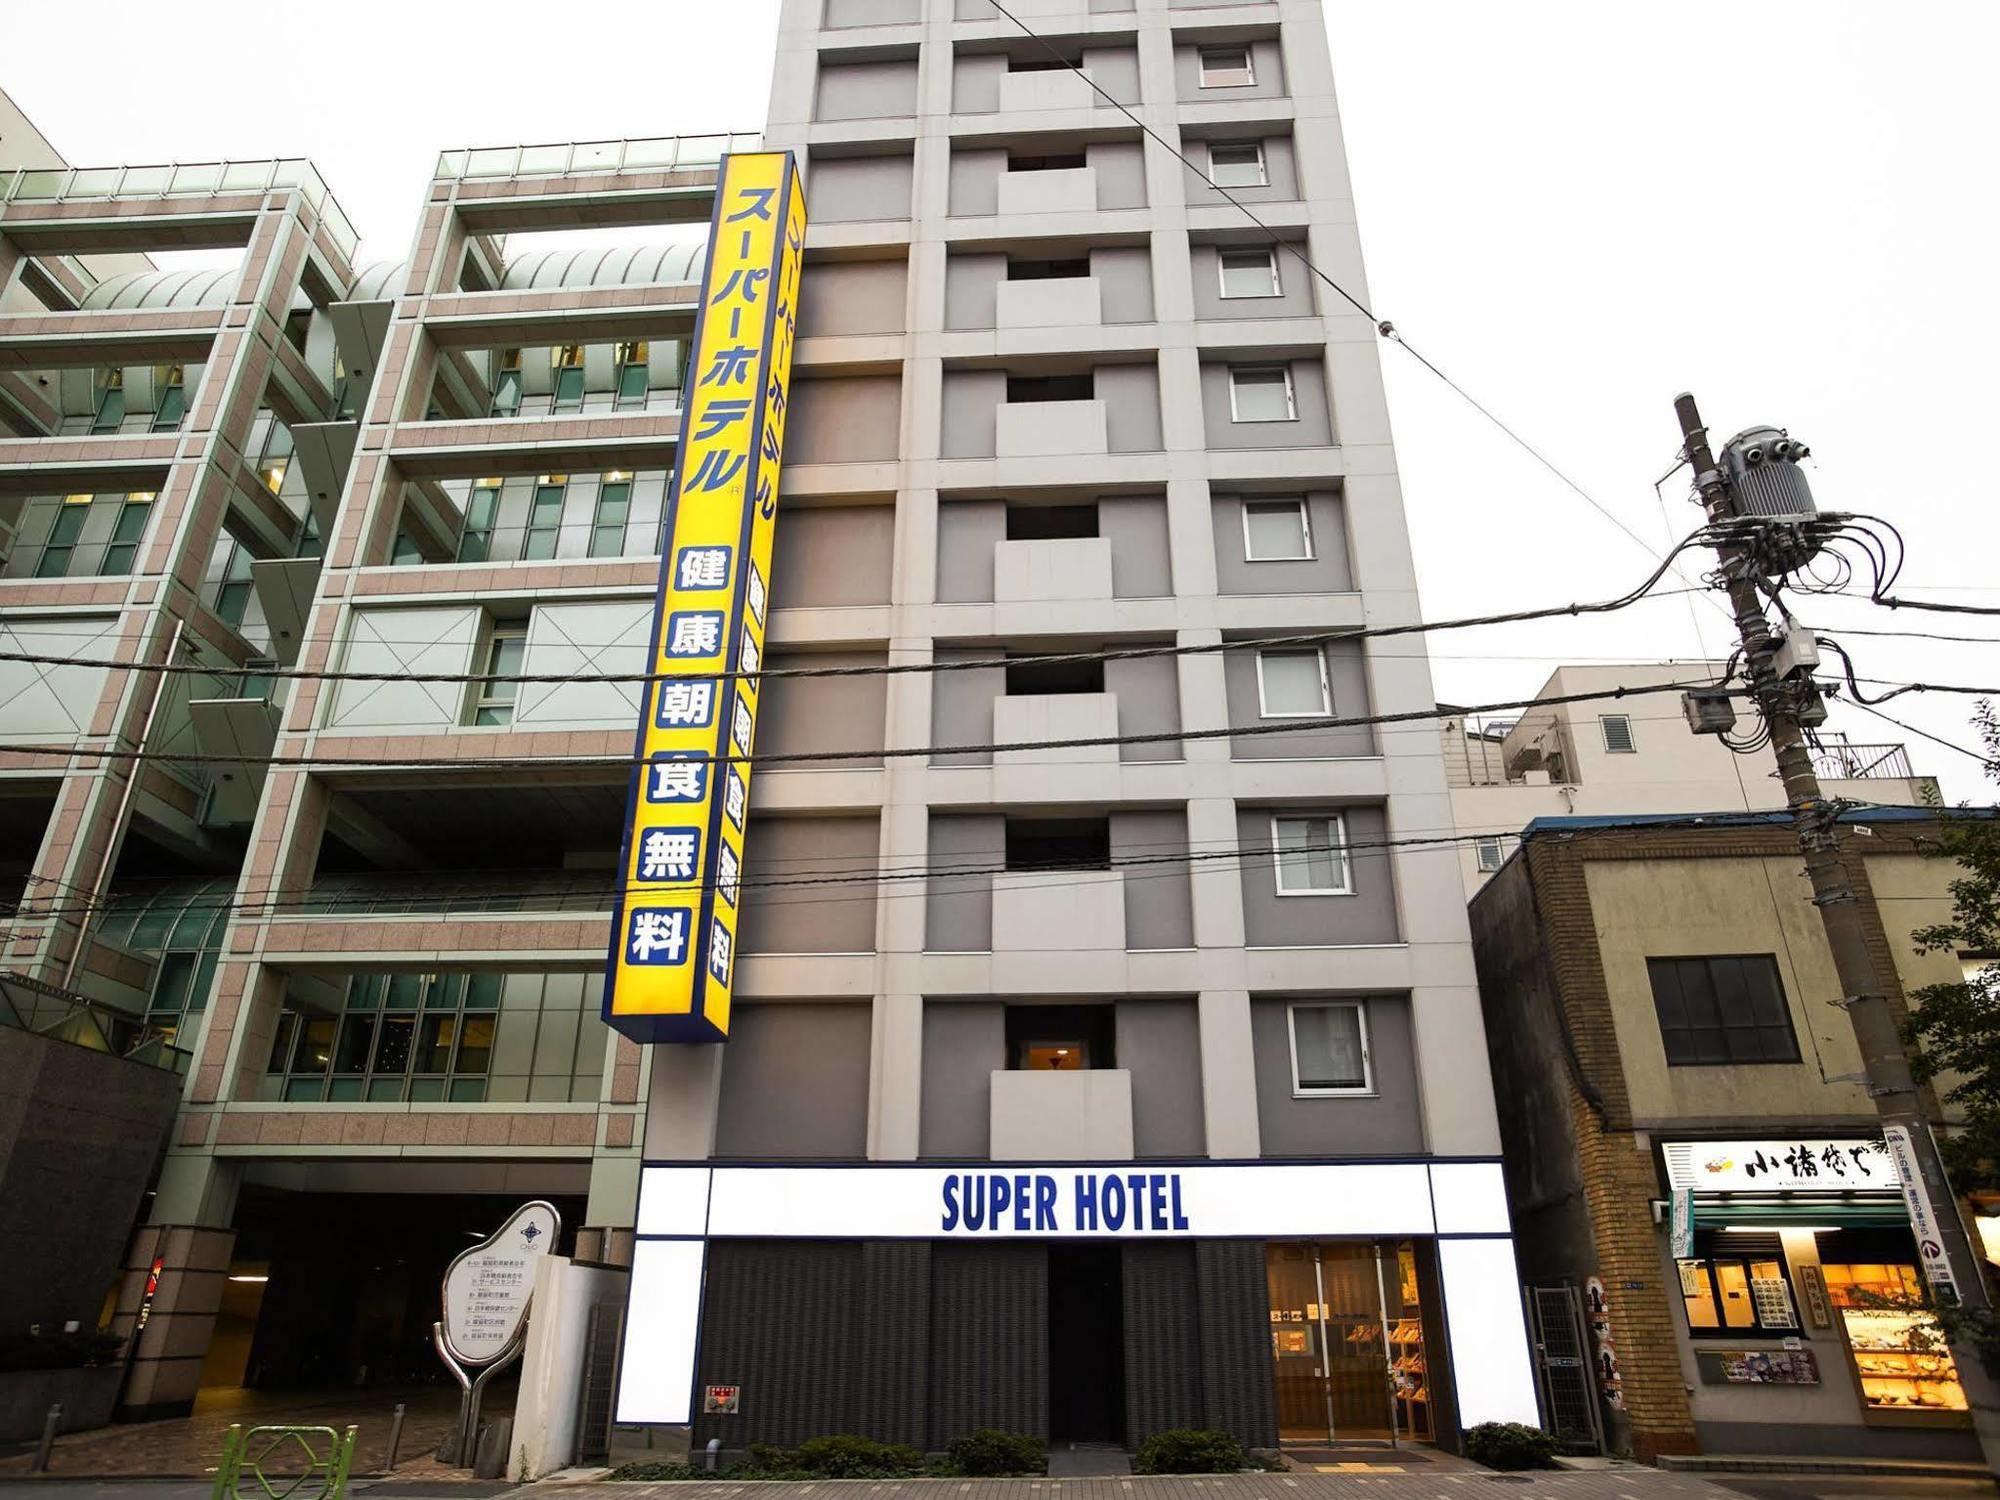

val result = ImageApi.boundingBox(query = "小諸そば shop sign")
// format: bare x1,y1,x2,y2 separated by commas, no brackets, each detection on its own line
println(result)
1661,1137,1898,1194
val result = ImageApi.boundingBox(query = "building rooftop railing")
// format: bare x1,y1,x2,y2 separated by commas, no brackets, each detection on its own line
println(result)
433,133,762,183
1812,741,1916,781
0,158,360,263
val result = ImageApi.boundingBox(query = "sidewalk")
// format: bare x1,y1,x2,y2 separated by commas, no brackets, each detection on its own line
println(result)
0,1385,465,1478
523,1472,1744,1500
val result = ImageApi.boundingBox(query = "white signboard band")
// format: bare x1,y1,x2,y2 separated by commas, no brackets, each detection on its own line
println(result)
635,1160,1513,1242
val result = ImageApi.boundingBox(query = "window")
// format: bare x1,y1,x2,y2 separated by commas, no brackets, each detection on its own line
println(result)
615,342,649,407
460,477,501,562
1007,152,1087,173
1242,497,1311,560
1008,256,1090,281
1218,246,1281,299
1007,373,1093,403
1229,365,1296,422
1475,835,1506,873
523,475,566,560
101,493,154,574
151,366,186,431
1677,1241,1800,1336
1207,141,1268,188
91,370,125,433
468,621,527,726
1198,45,1255,87
1006,1003,1115,1071
1288,1002,1370,1093
266,971,603,1104
34,495,92,578
1600,712,1636,753
213,541,254,628
1256,646,1329,717
552,345,585,410
591,474,633,558
1006,502,1097,540
1004,817,1110,872
1271,813,1351,895
490,350,523,417
1647,954,1801,1065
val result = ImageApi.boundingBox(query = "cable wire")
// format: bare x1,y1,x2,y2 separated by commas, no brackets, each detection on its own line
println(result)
0,551,1721,689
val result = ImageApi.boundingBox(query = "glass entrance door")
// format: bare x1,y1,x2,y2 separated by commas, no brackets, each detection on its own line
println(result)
1266,1240,1424,1444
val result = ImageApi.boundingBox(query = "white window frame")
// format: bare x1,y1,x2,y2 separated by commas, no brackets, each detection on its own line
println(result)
466,620,527,727
1217,245,1282,300
1228,365,1297,423
1207,140,1269,188
1600,712,1637,753
1198,45,1255,88
1286,1000,1373,1097
1240,496,1313,562
1255,646,1330,718
1270,812,1352,896
1475,835,1506,873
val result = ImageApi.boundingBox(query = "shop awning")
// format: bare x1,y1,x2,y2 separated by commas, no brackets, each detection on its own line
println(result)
1690,1192,1909,1229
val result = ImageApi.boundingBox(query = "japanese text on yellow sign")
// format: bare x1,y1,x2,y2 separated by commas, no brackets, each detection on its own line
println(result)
603,152,805,1044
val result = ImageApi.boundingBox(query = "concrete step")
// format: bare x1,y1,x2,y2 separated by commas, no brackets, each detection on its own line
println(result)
1658,1451,1991,1479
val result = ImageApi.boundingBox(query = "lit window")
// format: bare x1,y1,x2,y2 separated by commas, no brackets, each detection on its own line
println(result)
1207,141,1268,188
1256,646,1329,717
1600,712,1636,753
468,621,527,727
1229,365,1296,422
1242,497,1311,560
615,342,649,407
1218,246,1281,299
90,369,126,434
102,493,154,575
523,475,567,560
1475,835,1506,873
1198,46,1254,88
552,345,585,410
1288,1002,1370,1093
591,474,633,558
1272,814,1351,896
263,458,289,495
1678,1244,1800,1336
151,366,186,431
460,477,502,563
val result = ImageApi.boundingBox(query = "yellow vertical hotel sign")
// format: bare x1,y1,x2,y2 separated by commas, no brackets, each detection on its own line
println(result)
603,152,805,1043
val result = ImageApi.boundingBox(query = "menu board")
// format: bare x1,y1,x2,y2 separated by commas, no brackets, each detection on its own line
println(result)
440,1201,561,1367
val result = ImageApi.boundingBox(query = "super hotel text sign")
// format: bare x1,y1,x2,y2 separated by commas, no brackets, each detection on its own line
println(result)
603,152,806,1044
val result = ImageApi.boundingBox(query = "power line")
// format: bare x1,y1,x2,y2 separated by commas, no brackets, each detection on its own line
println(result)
0,811,1803,927
1844,698,1992,766
978,0,1732,619
0,674,1740,774
0,554,1718,689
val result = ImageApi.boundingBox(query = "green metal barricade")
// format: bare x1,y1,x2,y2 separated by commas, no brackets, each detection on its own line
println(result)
212,1424,356,1500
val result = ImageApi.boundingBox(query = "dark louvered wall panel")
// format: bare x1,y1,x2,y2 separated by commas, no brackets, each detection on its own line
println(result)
694,1241,862,1447
1122,1241,1206,1441
856,1241,932,1446
928,1242,1047,1448
1196,1240,1279,1447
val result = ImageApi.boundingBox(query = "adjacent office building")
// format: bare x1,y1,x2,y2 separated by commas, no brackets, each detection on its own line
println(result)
0,0,1539,1451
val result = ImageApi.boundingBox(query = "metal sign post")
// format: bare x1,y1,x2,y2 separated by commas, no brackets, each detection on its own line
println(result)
433,1201,561,1468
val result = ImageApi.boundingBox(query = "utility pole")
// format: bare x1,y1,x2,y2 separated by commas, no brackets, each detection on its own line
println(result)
1675,392,2000,1474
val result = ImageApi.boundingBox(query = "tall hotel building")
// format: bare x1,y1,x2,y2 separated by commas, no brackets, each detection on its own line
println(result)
0,0,1536,1456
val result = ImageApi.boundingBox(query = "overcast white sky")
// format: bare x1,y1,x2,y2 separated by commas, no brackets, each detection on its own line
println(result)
6,1,1995,796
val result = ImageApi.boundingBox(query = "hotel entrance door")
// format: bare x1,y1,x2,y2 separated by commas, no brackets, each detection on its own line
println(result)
1265,1240,1432,1445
